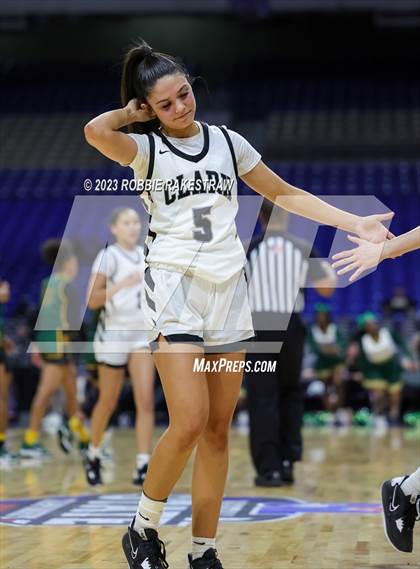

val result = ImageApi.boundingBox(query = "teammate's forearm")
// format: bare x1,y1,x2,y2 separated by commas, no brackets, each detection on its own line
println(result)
380,226,420,260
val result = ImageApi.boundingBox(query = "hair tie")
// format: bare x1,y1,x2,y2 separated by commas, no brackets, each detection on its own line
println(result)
144,46,154,57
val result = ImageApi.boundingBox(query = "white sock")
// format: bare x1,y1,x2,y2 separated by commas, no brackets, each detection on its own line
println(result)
87,444,101,460
133,491,166,533
136,453,150,469
400,467,420,497
191,536,216,560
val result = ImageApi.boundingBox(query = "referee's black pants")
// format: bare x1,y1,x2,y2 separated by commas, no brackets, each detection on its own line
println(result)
246,322,306,475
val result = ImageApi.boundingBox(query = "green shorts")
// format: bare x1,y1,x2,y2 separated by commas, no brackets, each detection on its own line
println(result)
362,358,402,393
41,352,74,365
315,354,344,380
36,330,74,365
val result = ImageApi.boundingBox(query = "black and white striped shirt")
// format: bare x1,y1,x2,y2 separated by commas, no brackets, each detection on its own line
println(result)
246,230,328,329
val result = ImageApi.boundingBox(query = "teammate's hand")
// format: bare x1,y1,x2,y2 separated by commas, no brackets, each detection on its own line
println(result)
332,235,383,282
120,272,142,289
354,212,394,244
125,98,156,123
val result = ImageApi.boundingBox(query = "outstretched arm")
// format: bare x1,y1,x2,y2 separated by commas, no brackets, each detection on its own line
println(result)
331,226,420,282
242,161,394,243
380,226,420,259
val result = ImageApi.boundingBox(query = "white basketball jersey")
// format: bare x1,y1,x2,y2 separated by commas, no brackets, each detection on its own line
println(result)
361,328,397,364
311,323,338,347
133,123,248,284
91,244,145,329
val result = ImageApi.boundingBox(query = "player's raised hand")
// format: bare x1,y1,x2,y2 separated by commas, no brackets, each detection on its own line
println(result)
125,98,156,123
354,212,394,244
332,235,384,282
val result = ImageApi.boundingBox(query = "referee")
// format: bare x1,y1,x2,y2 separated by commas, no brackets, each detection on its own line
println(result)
245,200,336,487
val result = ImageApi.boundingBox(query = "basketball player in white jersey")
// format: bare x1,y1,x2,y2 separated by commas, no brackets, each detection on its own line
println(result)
332,227,420,554
84,207,155,487
84,39,396,569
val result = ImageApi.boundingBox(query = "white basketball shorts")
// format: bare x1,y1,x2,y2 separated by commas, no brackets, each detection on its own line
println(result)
93,328,149,367
142,264,255,348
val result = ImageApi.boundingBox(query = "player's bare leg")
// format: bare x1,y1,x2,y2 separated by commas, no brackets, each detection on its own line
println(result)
388,389,401,423
62,363,78,418
28,363,63,432
191,351,245,539
58,363,90,454
129,351,155,454
21,363,63,457
143,335,208,500
129,351,155,485
125,335,209,568
90,364,125,448
84,364,125,485
370,388,387,416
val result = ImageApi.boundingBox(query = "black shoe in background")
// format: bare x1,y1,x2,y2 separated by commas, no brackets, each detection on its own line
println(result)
254,470,282,487
57,422,74,455
84,455,102,486
133,463,148,486
280,460,294,484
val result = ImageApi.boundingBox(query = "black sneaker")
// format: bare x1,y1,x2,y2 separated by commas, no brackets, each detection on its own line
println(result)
280,460,294,484
381,476,420,553
255,470,282,487
57,422,74,454
133,463,148,486
188,549,223,568
122,522,168,569
84,455,102,486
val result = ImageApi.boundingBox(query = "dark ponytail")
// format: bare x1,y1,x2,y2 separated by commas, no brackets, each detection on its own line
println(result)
121,38,190,134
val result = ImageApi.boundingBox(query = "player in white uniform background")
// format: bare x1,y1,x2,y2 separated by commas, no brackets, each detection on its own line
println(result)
84,39,396,569
84,207,156,487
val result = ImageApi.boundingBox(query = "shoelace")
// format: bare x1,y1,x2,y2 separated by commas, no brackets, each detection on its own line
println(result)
142,535,168,569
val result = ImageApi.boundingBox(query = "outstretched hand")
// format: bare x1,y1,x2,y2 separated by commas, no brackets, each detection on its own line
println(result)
332,235,384,282
354,212,394,244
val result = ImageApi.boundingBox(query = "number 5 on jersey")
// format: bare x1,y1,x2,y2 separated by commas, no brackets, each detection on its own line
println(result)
193,207,213,242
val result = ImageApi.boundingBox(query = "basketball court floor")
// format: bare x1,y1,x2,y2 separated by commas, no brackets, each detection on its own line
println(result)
1,427,419,569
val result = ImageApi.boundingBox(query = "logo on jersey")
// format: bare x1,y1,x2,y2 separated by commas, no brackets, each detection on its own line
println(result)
0,493,381,527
